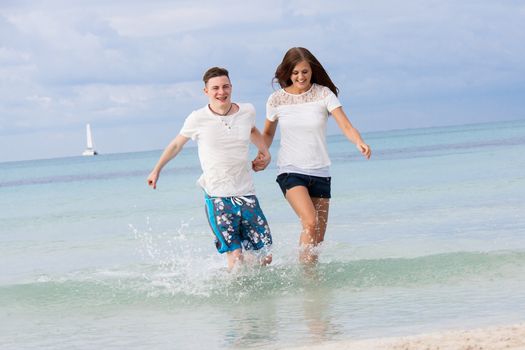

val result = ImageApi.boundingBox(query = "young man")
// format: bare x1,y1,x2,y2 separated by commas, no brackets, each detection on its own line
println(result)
147,67,273,270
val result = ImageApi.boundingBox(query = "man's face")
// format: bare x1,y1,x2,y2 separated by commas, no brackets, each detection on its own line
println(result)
204,75,232,106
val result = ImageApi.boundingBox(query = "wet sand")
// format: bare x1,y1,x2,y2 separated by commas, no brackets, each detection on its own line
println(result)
285,323,525,350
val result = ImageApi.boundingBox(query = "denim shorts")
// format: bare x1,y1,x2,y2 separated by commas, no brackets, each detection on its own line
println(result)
204,194,273,254
276,173,331,198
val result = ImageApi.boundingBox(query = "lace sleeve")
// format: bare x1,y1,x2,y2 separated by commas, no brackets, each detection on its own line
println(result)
266,93,280,121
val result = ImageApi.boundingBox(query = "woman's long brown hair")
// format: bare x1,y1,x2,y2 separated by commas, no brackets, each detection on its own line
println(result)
274,47,339,96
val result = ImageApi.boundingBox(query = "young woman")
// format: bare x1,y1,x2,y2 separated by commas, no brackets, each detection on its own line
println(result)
259,47,371,264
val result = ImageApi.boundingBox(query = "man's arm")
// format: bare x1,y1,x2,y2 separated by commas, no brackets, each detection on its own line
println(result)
147,134,190,189
250,127,271,172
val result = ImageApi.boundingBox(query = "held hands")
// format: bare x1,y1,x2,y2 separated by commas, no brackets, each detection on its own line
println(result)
146,170,159,189
252,151,271,172
357,143,372,159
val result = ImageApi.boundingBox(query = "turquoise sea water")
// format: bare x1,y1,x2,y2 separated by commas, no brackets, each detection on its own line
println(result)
1,120,525,349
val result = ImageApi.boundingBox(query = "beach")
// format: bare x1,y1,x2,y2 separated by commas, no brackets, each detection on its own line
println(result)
286,323,525,349
1,120,524,349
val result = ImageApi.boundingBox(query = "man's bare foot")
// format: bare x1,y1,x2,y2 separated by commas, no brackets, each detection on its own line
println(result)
261,254,272,266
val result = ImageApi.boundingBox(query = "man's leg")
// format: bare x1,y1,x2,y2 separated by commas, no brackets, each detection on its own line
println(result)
226,248,243,271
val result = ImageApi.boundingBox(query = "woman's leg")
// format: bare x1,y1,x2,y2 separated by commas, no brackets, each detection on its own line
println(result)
285,186,318,264
312,198,330,244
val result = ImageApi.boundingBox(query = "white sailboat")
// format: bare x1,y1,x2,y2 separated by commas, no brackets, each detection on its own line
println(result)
82,123,98,156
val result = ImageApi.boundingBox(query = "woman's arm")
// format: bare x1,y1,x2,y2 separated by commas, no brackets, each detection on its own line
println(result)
261,119,278,148
331,107,371,159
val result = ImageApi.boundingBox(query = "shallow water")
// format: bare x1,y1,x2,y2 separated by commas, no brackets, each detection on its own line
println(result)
1,120,524,349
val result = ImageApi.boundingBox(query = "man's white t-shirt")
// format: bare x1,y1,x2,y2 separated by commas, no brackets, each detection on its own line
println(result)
266,83,342,176
179,103,256,197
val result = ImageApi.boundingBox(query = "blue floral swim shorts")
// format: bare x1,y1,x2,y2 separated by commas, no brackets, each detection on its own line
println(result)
204,194,273,254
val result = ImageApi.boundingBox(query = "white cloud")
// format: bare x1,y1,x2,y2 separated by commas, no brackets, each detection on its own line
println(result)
0,0,524,161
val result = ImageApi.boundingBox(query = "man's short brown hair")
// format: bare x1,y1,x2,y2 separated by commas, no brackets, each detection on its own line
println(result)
203,67,229,85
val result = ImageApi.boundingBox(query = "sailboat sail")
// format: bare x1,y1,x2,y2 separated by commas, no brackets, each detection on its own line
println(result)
82,123,98,156
86,124,94,149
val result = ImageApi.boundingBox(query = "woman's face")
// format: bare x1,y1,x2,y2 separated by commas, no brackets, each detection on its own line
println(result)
289,60,312,92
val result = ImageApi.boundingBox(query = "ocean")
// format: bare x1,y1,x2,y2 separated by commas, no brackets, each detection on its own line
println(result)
1,120,524,349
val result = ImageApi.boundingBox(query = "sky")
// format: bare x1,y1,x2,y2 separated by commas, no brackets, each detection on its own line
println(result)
1,0,524,162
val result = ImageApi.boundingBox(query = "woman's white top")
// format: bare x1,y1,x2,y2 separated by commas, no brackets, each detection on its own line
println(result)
179,103,256,197
266,83,342,177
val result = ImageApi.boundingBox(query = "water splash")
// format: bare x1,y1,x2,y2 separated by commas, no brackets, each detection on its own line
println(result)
2,250,524,312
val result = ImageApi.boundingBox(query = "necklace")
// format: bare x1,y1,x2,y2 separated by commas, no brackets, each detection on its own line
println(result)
208,103,233,116
209,103,235,131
